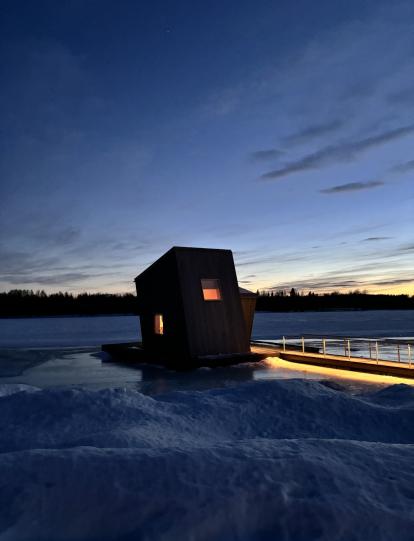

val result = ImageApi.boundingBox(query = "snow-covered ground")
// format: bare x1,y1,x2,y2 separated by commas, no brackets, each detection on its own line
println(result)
1,378,414,540
1,311,413,539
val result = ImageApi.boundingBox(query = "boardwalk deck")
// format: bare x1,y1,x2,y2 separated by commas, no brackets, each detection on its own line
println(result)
251,343,414,379
102,341,414,378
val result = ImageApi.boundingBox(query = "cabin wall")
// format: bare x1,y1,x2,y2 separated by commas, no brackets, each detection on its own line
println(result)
240,296,256,340
175,249,250,357
135,250,189,358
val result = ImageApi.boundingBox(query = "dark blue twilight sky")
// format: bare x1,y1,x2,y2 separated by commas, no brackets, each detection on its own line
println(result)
1,1,413,294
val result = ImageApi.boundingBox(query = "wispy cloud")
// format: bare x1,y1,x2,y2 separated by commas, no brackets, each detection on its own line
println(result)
2,272,99,286
250,149,284,161
269,274,413,293
387,85,414,106
261,125,414,180
362,236,392,242
270,279,361,291
320,181,384,194
371,278,414,286
398,243,414,252
390,159,414,174
283,119,344,146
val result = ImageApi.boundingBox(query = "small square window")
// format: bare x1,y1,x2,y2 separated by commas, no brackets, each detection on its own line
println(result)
154,314,164,334
201,279,222,301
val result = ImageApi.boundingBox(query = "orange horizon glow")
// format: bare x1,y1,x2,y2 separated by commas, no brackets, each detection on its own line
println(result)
248,281,414,298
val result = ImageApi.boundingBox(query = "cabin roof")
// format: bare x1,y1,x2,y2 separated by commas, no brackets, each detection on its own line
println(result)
238,286,257,297
134,246,233,282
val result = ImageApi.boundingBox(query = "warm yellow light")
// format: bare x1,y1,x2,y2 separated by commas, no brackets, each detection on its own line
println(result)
203,288,221,300
154,314,164,335
262,356,414,386
201,279,222,301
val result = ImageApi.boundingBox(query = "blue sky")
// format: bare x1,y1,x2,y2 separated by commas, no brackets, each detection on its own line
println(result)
1,0,413,295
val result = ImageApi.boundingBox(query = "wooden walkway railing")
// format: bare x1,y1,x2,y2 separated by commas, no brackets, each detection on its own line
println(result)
251,337,414,379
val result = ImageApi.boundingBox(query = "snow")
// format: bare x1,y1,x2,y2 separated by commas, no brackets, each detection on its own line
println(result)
1,379,414,540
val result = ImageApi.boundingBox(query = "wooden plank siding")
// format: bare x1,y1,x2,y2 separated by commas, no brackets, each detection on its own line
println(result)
135,248,189,357
175,248,250,357
240,294,257,341
135,246,251,361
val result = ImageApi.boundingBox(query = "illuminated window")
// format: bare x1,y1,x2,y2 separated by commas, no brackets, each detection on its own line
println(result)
154,314,164,334
201,279,222,301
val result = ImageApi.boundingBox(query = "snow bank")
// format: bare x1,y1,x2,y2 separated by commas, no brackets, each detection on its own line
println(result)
0,379,413,540
0,383,39,397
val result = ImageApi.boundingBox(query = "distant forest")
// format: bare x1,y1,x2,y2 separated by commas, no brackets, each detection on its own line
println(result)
0,289,413,317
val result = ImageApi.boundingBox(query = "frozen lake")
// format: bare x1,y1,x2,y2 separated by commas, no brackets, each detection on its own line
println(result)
0,310,413,392
1,310,413,348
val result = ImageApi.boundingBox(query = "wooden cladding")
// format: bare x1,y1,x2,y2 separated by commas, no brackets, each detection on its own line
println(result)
135,246,252,360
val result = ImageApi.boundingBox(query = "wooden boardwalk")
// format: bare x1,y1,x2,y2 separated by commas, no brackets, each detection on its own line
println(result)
102,341,414,377
251,343,414,379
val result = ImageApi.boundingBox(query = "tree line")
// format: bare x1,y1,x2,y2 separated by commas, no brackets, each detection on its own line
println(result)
0,290,138,317
255,288,414,311
0,288,413,317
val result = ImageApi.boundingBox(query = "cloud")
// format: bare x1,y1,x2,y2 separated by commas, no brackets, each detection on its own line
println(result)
320,181,384,194
250,149,284,161
1,272,97,286
0,248,60,276
236,253,307,268
371,278,414,286
27,224,81,247
200,87,242,117
283,119,344,146
0,245,116,289
390,159,414,174
270,279,361,291
261,125,414,180
362,237,392,242
269,274,414,292
387,86,414,106
398,243,414,252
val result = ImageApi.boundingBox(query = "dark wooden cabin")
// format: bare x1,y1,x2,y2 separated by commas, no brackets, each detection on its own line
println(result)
134,246,256,362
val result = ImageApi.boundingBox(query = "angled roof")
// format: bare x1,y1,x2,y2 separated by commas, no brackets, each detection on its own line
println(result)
238,286,257,297
134,246,233,282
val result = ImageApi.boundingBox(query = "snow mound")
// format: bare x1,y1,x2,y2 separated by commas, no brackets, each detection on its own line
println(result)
0,379,414,540
0,383,40,397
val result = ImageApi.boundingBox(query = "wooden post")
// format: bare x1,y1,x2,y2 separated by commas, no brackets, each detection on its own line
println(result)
375,341,379,364
347,339,351,359
397,344,400,363
322,338,326,356
408,344,412,368
301,337,305,353
282,336,286,352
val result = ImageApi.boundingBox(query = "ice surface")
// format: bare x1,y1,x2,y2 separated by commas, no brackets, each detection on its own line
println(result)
1,310,413,348
0,379,414,540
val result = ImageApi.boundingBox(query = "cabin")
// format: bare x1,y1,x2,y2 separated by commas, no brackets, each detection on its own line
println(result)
134,246,256,362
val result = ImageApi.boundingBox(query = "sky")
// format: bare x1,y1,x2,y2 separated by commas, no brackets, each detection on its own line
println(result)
1,0,413,295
